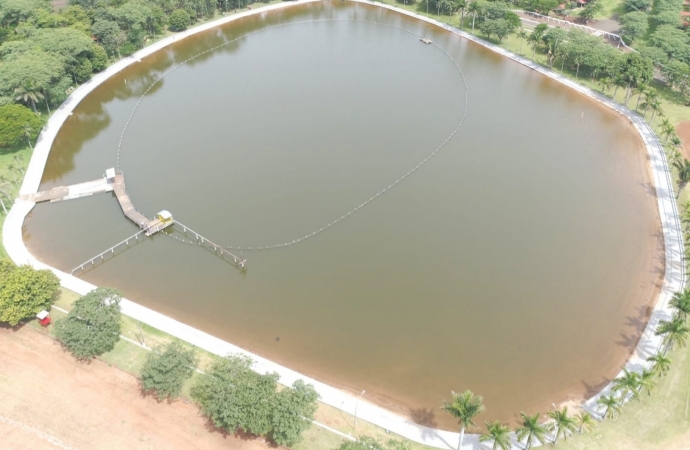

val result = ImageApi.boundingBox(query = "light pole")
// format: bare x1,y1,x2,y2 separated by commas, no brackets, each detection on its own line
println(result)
353,390,366,432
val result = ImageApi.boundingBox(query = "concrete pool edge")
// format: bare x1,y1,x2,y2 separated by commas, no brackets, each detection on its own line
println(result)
3,1,684,449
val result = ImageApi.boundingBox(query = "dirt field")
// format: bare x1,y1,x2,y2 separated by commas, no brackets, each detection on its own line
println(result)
0,325,276,450
677,121,690,161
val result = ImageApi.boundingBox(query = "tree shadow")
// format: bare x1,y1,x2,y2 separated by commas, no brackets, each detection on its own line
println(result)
581,377,611,398
200,415,280,447
409,407,438,428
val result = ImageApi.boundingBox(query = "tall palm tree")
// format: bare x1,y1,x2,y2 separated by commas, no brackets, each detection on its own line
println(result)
670,289,690,319
517,28,528,56
612,369,641,403
547,406,576,443
660,118,675,142
516,412,548,449
656,314,690,352
598,77,612,93
649,101,663,126
574,411,595,434
457,0,467,28
14,79,44,113
479,420,511,450
442,390,484,450
672,158,690,198
528,25,547,62
634,84,648,111
23,124,34,151
612,74,626,100
597,395,621,419
647,353,671,377
468,1,480,32
638,369,657,396
671,135,683,150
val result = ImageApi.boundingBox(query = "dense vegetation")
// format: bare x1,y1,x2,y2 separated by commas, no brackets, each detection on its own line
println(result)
0,260,59,326
140,341,198,400
54,287,122,360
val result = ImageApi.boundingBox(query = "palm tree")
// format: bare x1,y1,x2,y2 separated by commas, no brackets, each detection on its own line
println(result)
516,412,548,449
598,77,612,93
528,25,547,62
14,79,44,113
479,420,511,450
660,118,675,142
612,74,626,101
458,0,467,28
442,390,484,450
671,135,683,150
547,406,576,443
517,28,528,56
574,411,595,434
638,369,657,396
670,289,690,319
672,158,690,198
612,369,641,403
597,395,621,419
648,100,663,126
656,314,690,352
647,353,671,377
468,1,480,32
634,84,648,111
23,124,34,151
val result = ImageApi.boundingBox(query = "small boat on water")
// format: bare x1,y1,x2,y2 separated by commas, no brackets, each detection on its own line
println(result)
420,38,432,45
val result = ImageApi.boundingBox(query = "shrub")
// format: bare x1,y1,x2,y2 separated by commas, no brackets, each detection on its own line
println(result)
168,9,190,31
0,104,43,148
0,261,59,326
140,342,198,400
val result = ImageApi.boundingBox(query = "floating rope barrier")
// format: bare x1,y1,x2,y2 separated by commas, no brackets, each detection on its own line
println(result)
118,18,469,252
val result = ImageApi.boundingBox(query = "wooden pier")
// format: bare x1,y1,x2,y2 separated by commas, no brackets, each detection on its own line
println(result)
109,171,172,236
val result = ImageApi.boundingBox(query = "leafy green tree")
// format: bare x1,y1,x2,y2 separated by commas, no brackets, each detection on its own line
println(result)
656,314,690,351
547,406,576,443
54,288,122,360
337,436,411,450
0,260,60,326
0,0,48,27
524,0,559,14
0,50,65,102
580,0,603,23
442,390,484,450
0,104,42,147
620,11,649,43
647,353,671,377
140,341,198,400
574,411,595,434
168,9,191,31
468,0,482,32
598,395,621,419
649,25,690,61
516,412,548,449
192,354,305,441
13,79,44,113
625,0,652,11
73,58,92,84
480,19,510,43
92,19,125,57
479,420,511,450
270,380,319,447
90,44,109,72
529,23,548,61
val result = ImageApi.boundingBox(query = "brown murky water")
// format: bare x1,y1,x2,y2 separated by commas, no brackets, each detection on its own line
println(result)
24,1,663,429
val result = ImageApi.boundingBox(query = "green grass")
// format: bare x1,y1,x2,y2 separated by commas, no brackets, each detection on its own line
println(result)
595,0,626,19
0,144,33,259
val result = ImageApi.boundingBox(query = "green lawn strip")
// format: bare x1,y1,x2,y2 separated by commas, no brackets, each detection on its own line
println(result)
595,0,625,20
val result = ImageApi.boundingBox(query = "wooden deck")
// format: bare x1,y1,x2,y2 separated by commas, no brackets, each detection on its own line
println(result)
22,178,111,203
111,173,171,236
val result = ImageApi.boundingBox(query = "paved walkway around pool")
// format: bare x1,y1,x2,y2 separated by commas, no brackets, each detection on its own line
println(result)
3,1,684,449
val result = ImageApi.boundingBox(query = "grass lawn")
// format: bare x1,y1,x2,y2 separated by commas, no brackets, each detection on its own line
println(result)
595,0,626,19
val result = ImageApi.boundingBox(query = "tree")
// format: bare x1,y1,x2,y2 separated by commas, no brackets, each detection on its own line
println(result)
0,104,43,148
672,158,690,198
0,49,65,101
649,25,690,61
0,261,60,326
638,369,657,396
168,9,191,31
90,45,109,72
270,380,320,447
647,353,671,377
441,390,484,450
92,19,125,57
515,412,548,449
620,11,649,43
529,23,548,61
547,406,576,443
597,395,621,419
517,28,528,55
625,0,652,11
54,288,122,360
458,0,467,28
480,19,510,43
580,0,603,23
611,369,641,403
670,289,690,319
574,411,595,434
656,314,690,352
140,341,198,400
13,79,44,113
338,436,411,450
479,420,511,450
468,0,481,32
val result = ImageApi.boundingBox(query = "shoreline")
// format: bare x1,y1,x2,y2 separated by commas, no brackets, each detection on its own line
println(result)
3,1,684,449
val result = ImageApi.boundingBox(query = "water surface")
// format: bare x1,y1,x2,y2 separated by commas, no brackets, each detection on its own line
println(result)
24,1,663,429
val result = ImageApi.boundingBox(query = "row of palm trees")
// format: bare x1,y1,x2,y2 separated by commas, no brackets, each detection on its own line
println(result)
442,288,687,449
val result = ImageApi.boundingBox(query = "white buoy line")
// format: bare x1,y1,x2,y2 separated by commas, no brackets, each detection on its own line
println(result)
116,18,470,252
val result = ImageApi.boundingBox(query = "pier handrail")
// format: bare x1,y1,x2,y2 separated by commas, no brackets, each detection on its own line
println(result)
71,229,146,275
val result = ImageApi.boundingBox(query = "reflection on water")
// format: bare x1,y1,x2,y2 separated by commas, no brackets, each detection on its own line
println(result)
25,1,663,429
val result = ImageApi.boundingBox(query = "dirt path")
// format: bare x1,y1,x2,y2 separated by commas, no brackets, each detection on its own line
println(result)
677,121,690,161
0,325,276,450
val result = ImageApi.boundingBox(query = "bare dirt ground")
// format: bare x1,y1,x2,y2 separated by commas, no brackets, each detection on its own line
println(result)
0,325,276,450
